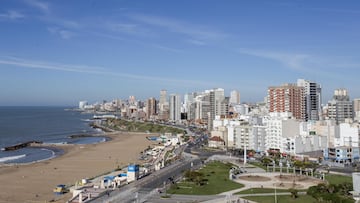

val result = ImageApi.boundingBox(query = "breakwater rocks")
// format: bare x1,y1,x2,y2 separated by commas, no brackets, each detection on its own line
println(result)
89,122,114,132
1,141,43,151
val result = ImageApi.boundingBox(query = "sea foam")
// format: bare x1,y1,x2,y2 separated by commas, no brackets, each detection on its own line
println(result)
0,154,26,163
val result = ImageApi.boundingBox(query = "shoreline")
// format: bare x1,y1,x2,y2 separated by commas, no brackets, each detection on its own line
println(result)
0,131,155,203
0,146,65,167
0,135,108,165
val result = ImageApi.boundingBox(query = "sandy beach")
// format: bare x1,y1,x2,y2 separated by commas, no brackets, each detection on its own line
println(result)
0,132,154,203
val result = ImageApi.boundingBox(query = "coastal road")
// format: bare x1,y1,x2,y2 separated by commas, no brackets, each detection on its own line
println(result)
90,155,202,203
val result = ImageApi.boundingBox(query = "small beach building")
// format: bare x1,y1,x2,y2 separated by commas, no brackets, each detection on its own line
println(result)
127,164,139,182
100,176,115,189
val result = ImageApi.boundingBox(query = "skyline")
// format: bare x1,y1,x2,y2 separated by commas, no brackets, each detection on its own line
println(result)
1,0,360,106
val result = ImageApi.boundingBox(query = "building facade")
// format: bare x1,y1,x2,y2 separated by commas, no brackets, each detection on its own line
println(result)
146,97,157,120
268,83,305,120
230,90,240,105
169,94,181,122
327,88,353,123
297,79,322,121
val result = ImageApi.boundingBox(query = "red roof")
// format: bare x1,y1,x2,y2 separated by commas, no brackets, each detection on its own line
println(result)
209,136,224,142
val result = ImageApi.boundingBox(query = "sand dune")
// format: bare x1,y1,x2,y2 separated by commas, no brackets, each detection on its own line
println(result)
0,132,154,203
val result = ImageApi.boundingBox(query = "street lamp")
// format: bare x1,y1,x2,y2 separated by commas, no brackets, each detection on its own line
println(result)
274,183,277,203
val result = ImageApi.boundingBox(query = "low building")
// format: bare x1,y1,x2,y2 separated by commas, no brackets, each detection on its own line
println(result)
208,136,225,148
127,164,139,182
323,147,360,165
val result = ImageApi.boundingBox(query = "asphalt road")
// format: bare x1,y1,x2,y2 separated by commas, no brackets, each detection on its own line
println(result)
89,154,202,203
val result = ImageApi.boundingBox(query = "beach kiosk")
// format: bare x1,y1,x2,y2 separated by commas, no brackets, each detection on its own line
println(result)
100,176,115,189
127,164,139,183
53,184,68,195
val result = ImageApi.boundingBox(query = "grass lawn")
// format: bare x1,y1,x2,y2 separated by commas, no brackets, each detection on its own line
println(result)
167,161,244,195
325,174,352,185
105,119,185,134
235,188,307,195
244,194,317,203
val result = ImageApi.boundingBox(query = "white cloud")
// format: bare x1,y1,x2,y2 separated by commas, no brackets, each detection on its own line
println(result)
186,39,206,46
128,14,227,41
48,27,75,39
150,44,183,53
25,0,50,14
107,22,139,34
238,48,310,71
237,48,360,81
0,10,25,20
0,56,216,87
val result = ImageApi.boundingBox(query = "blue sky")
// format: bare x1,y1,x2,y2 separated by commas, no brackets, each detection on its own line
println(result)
1,0,360,106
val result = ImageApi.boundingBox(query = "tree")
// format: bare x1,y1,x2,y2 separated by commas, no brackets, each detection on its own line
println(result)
184,170,206,186
261,157,272,166
289,188,298,199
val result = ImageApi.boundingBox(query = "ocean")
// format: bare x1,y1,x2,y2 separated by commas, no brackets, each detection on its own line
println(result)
0,106,105,164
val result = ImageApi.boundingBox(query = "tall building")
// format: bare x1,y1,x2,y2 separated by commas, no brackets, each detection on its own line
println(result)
169,94,181,122
264,112,300,152
146,97,157,120
327,88,353,123
268,83,305,120
354,98,360,121
297,79,322,121
159,89,167,111
129,96,136,106
209,88,228,129
159,90,169,120
184,92,196,114
230,90,240,104
194,93,210,123
79,101,88,110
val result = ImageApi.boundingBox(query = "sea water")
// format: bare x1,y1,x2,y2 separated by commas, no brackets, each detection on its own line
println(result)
0,106,104,164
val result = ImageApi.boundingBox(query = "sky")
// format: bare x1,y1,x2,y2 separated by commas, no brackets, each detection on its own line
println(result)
1,0,360,106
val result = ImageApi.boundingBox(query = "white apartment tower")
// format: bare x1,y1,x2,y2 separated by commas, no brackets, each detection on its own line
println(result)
354,98,360,121
327,88,353,123
169,94,181,122
159,90,169,120
264,112,300,152
297,79,322,121
230,90,240,105
159,90,167,111
194,93,210,123
209,88,228,129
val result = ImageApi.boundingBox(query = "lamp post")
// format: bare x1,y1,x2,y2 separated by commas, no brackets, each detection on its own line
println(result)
163,181,167,197
274,183,277,203
244,142,247,166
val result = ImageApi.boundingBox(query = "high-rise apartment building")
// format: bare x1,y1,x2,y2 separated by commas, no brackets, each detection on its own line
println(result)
297,79,322,121
209,88,228,129
194,93,210,123
230,90,240,105
79,101,88,110
169,94,181,122
354,98,360,121
159,90,167,111
146,97,157,120
327,88,353,123
159,90,169,120
268,83,305,120
184,93,196,114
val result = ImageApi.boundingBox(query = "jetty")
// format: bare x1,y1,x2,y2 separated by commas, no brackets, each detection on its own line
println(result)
90,123,114,133
1,141,43,151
